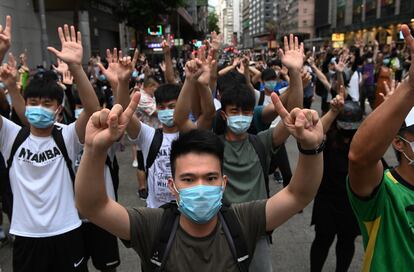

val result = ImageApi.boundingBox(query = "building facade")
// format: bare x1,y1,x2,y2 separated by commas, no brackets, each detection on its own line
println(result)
330,0,414,46
277,0,315,40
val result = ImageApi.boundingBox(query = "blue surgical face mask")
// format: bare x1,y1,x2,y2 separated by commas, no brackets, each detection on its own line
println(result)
158,109,175,127
264,80,277,91
226,115,253,135
132,70,139,78
98,74,106,81
74,108,83,119
174,184,223,224
25,105,56,128
399,136,414,165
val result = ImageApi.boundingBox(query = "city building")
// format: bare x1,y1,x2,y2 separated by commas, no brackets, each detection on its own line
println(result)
250,0,277,48
277,0,315,41
329,0,414,46
241,0,253,48
217,0,239,46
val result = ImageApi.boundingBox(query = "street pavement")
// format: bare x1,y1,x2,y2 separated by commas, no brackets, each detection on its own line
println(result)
0,98,398,271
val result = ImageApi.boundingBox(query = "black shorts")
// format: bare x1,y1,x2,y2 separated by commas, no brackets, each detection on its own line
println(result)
13,226,87,272
136,150,145,171
82,222,120,270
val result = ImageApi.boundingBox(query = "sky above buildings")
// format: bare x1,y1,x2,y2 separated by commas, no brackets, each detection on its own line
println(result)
209,0,218,7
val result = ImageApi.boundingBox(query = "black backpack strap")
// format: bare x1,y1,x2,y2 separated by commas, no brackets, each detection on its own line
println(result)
248,134,270,197
219,205,250,272
150,201,180,271
51,126,75,184
105,155,120,201
7,127,31,169
146,128,163,175
4,127,31,219
258,91,265,106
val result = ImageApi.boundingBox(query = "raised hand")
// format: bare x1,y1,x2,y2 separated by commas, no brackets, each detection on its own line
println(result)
0,52,18,87
96,48,122,86
48,25,83,66
62,70,74,85
162,35,172,54
301,69,312,87
330,85,345,113
85,92,140,151
0,16,11,60
53,58,69,75
380,79,398,101
334,54,349,73
278,34,304,71
271,92,323,149
117,49,138,82
401,24,414,88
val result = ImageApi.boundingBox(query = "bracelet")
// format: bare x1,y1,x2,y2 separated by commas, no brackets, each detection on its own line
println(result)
297,139,325,155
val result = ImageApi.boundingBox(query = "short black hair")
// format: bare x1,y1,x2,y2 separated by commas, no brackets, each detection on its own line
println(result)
154,84,181,105
24,70,64,104
170,129,224,178
217,70,246,95
261,68,277,81
220,83,255,112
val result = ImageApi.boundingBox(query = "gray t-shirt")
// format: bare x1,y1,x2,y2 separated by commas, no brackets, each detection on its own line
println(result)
123,200,267,271
223,128,279,204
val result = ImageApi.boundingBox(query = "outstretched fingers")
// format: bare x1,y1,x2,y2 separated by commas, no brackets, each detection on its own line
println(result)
121,92,141,124
271,92,289,120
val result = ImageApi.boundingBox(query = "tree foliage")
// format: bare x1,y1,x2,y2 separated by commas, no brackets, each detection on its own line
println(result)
116,0,187,31
207,11,220,34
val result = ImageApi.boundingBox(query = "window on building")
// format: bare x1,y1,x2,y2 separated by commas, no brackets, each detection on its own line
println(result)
381,0,395,17
337,0,346,27
365,0,376,20
352,0,363,24
304,8,307,13
303,20,307,25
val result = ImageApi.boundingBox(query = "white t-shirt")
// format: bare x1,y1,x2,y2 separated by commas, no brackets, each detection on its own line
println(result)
348,71,361,102
131,123,179,208
0,117,82,237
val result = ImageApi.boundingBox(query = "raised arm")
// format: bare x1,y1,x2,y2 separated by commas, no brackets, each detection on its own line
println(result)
272,34,304,147
308,56,331,91
76,92,140,240
348,24,414,197
321,85,345,134
162,36,176,84
266,92,324,231
0,15,11,63
96,48,122,92
48,25,100,143
0,53,28,126
334,54,349,92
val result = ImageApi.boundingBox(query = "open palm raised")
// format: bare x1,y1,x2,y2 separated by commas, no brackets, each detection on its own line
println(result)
48,24,83,66
278,34,304,71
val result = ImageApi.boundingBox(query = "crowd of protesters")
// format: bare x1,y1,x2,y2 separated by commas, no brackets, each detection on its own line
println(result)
0,13,414,272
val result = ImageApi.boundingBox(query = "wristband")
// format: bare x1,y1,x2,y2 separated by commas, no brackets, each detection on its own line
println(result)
297,139,325,155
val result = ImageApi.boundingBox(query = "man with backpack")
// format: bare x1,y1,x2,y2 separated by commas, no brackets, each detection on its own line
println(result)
0,22,99,271
75,89,324,271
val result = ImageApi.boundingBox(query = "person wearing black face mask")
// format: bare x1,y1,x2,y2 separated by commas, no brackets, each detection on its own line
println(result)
310,92,363,272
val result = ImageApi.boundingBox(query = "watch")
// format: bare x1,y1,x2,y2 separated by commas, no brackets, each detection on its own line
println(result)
297,139,326,155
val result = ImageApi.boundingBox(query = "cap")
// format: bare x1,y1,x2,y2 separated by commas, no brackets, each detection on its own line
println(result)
400,107,414,133
336,101,363,130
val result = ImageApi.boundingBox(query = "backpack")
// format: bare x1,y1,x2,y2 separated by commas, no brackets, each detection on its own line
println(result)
3,126,75,218
145,128,164,175
149,201,250,272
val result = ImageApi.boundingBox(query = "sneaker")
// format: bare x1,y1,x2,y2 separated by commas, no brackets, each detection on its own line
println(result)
132,159,138,168
137,188,148,200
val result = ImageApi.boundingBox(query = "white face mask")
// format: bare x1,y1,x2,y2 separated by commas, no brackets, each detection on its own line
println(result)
399,136,414,165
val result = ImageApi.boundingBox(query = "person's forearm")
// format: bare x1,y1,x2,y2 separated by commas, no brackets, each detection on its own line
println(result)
321,109,339,134
218,65,235,76
350,80,414,165
8,83,29,126
336,71,344,92
116,79,131,110
75,146,109,218
174,78,194,130
164,52,175,84
209,62,218,91
286,69,303,111
311,64,331,90
70,64,100,114
197,84,215,130
286,151,323,206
